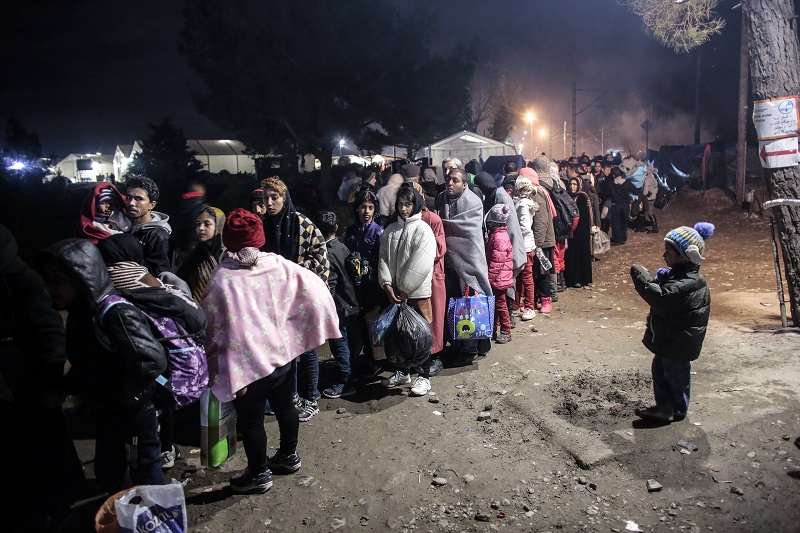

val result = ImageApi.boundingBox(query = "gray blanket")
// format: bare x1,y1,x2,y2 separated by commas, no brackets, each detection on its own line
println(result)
439,188,492,295
494,187,527,274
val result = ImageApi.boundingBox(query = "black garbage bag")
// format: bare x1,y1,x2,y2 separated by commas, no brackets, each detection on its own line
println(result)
384,303,433,369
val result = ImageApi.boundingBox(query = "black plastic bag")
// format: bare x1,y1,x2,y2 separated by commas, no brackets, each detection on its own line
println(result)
384,303,433,369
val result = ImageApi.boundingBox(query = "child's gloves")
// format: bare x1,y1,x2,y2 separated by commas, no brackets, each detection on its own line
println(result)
656,267,671,282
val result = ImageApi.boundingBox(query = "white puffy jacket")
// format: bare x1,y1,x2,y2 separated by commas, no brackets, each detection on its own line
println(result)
378,212,436,299
514,197,538,253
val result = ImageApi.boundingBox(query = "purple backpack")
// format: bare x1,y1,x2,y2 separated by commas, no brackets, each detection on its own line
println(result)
95,294,209,409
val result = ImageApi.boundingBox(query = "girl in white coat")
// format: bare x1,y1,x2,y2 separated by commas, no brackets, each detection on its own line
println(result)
378,184,436,396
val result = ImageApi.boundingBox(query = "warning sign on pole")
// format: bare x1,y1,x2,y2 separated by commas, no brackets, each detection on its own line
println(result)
753,96,799,140
759,136,800,169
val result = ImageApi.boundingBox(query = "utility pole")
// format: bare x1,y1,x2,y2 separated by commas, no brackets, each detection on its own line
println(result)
601,127,604,155
563,121,567,160
571,82,577,157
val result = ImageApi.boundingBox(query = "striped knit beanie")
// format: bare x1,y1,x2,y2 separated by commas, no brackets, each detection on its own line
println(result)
664,222,715,263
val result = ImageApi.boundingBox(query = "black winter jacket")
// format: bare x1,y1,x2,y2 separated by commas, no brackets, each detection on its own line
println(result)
326,238,359,319
40,239,167,410
0,226,66,402
630,262,710,361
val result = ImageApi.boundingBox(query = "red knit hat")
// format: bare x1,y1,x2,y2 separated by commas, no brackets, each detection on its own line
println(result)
223,208,265,252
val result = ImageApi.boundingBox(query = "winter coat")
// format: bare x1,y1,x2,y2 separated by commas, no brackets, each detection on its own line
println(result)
131,211,172,276
486,226,514,291
39,239,167,410
378,211,436,299
377,174,405,218
514,197,538,253
532,186,556,249
344,220,383,282
422,210,447,354
326,237,360,319
0,226,66,403
630,261,710,361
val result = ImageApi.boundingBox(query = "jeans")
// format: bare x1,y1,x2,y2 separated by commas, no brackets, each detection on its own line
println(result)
94,401,163,493
328,314,364,385
610,203,630,244
234,363,299,472
294,348,319,401
651,355,691,415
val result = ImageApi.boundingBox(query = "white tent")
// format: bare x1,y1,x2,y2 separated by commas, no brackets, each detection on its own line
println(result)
421,130,516,166
54,153,114,183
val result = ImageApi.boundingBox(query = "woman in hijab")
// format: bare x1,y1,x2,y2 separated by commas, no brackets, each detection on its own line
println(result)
563,176,594,289
259,176,329,423
176,206,226,304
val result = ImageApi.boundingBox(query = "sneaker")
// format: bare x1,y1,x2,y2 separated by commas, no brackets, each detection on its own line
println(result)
267,451,302,474
230,468,273,494
161,445,179,470
297,399,319,422
635,406,674,423
511,308,522,317
495,332,511,344
410,377,431,396
322,382,356,399
520,308,535,321
381,370,411,388
427,358,444,377
292,393,301,409
540,297,552,314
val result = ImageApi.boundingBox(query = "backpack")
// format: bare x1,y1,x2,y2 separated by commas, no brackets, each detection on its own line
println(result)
95,293,208,409
541,181,580,238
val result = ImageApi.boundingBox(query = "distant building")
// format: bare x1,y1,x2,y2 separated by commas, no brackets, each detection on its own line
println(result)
54,153,115,182
113,139,257,181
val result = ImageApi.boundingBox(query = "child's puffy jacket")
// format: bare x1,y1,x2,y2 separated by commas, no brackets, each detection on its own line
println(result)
486,226,514,291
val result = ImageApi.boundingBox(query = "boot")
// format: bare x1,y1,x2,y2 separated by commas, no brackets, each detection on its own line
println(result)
540,297,552,314
649,214,659,234
634,214,647,232
557,272,566,292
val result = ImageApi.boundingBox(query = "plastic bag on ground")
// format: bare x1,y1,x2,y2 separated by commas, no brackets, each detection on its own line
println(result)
114,481,187,533
384,303,433,369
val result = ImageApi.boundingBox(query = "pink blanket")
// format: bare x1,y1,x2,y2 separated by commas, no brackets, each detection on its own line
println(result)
202,251,340,401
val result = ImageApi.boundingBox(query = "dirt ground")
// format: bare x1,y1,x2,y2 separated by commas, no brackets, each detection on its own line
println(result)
70,188,800,533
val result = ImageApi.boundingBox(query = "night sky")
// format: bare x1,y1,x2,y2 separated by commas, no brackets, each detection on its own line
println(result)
2,0,789,159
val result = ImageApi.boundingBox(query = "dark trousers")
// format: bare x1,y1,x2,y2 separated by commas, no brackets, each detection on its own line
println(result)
534,247,554,299
651,355,691,415
610,203,630,244
94,400,163,493
328,314,364,385
233,363,299,472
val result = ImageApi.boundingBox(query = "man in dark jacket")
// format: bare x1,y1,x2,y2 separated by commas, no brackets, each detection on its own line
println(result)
0,226,83,532
630,223,713,424
126,176,173,276
317,211,361,399
500,160,520,196
40,238,167,492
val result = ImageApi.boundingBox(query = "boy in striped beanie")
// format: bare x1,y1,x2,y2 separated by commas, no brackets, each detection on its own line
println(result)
630,222,714,424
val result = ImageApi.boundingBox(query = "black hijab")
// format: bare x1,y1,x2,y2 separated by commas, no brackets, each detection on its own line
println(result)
262,191,300,261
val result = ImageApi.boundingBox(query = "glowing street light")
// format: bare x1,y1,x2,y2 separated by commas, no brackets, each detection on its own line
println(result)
8,161,25,170
338,138,346,159
524,112,535,159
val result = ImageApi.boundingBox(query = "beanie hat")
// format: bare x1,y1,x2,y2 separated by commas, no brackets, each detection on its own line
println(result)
486,203,511,225
515,176,534,197
223,208,266,252
533,155,550,175
250,188,266,205
401,163,420,179
97,187,118,207
664,222,715,263
465,159,482,176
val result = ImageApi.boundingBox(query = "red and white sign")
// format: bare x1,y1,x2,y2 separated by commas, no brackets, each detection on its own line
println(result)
759,136,800,169
753,96,799,140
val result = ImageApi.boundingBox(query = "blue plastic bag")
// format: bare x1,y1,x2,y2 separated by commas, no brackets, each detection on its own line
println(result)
368,304,399,347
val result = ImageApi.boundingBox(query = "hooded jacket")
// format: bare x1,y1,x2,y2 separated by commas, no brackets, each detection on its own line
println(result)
131,211,172,276
0,226,65,402
77,183,131,243
39,239,166,409
473,172,527,273
630,261,710,361
378,211,436,299
326,237,360,318
486,225,514,290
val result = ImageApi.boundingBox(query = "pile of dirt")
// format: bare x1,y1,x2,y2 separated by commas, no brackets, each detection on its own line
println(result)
549,368,652,430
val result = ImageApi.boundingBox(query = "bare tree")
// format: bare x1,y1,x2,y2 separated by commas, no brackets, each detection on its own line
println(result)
622,0,726,53
465,68,499,133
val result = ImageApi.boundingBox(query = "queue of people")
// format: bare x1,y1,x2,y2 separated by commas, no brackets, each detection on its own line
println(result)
0,151,681,529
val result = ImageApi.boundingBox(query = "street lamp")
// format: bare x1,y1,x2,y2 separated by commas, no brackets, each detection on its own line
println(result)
524,112,535,159
338,138,345,160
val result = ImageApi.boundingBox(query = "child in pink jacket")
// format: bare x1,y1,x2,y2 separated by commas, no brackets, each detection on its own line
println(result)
485,204,514,343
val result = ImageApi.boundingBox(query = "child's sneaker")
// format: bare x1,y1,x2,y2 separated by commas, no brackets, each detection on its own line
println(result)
161,445,180,470
410,377,431,396
267,451,302,474
495,332,511,344
381,370,411,388
322,382,356,399
230,468,273,494
521,308,535,321
297,399,319,422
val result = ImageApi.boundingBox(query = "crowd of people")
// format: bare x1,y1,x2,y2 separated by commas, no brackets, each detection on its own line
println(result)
1,150,706,529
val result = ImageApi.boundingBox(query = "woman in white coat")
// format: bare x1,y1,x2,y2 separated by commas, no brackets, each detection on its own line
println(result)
378,184,436,396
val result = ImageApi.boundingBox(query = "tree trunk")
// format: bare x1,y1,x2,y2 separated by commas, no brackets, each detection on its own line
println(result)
744,0,800,326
